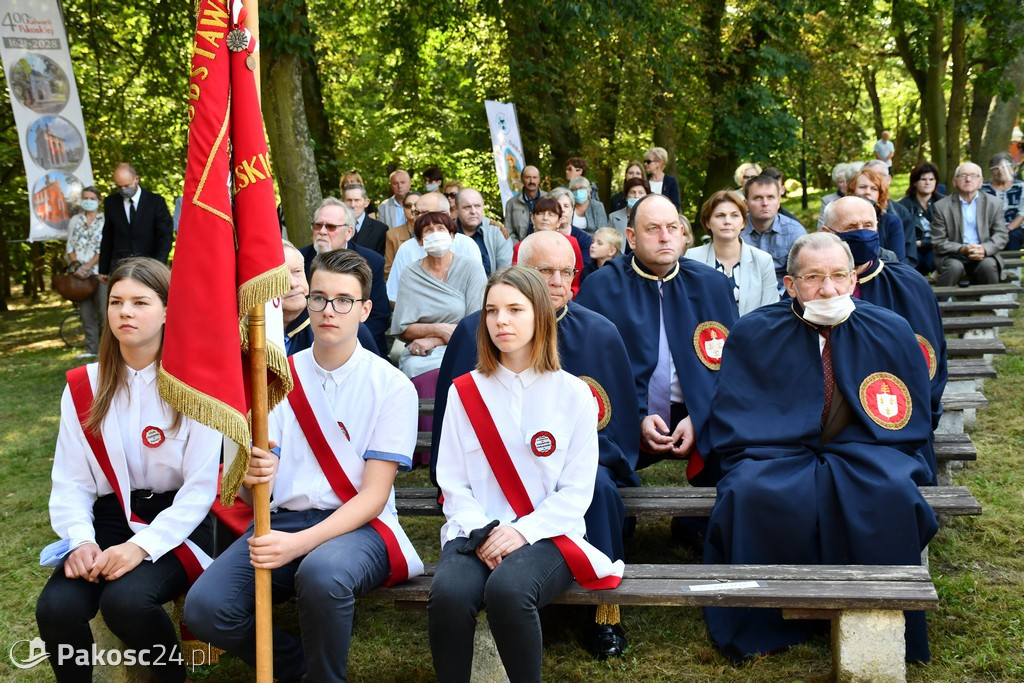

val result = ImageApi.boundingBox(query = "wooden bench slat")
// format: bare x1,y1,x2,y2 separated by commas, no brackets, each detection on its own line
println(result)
932,283,1022,298
934,432,977,462
939,300,1019,313
941,315,1015,331
363,564,938,611
394,485,982,517
941,391,989,410
945,338,1006,356
947,359,997,379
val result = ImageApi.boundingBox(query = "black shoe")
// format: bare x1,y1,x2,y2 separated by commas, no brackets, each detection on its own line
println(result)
590,622,627,659
957,278,971,287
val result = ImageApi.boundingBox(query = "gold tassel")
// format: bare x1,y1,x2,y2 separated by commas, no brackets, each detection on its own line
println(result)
595,603,620,625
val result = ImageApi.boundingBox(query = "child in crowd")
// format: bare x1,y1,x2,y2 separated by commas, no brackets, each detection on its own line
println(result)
589,227,623,269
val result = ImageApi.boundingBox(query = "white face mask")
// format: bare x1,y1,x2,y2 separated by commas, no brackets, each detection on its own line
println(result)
422,230,453,257
801,293,855,326
425,182,440,192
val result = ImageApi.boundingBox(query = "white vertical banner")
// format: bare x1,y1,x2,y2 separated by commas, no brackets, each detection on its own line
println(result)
1,0,93,241
485,100,524,218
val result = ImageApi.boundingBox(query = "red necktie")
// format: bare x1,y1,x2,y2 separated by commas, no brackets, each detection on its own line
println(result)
819,327,834,426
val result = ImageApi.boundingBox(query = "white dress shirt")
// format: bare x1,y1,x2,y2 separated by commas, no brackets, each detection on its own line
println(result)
435,366,599,547
269,345,418,512
50,362,221,561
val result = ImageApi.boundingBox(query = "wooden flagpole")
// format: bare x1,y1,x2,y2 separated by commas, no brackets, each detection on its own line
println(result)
240,1,272,681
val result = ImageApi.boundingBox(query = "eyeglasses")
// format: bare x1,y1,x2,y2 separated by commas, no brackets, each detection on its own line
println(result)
403,203,417,209
643,159,656,164
311,221,348,233
444,192,458,199
534,266,578,280
306,294,366,314
955,173,981,180
793,271,852,285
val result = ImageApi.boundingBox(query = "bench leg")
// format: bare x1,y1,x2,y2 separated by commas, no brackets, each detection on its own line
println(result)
936,410,964,435
831,609,906,683
472,613,510,683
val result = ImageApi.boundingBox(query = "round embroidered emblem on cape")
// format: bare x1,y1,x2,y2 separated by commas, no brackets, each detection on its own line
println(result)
579,376,612,431
337,422,350,441
692,321,729,371
859,372,912,430
915,334,937,380
530,431,556,457
142,426,165,448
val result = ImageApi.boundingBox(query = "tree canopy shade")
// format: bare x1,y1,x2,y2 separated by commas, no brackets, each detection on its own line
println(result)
1,0,1022,304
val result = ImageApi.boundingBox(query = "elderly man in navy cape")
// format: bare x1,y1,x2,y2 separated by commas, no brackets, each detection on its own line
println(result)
702,232,938,664
822,195,948,484
431,231,639,659
575,194,738,485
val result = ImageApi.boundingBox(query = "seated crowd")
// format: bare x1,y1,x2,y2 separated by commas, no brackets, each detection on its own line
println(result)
38,147,1017,682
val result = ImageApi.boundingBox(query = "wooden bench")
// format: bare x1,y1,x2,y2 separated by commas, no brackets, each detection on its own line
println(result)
932,283,1022,300
394,485,982,518
941,315,1014,338
939,299,1019,316
944,337,1006,359
946,358,996,391
364,563,939,682
937,390,988,434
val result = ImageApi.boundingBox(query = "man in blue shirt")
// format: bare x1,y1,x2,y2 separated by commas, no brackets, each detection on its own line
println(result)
740,175,807,294
454,188,512,275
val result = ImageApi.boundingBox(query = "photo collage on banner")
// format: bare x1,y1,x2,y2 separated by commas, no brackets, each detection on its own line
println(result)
485,100,525,219
1,0,93,240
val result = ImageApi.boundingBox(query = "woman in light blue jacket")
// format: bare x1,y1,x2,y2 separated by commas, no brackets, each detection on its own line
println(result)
685,190,779,316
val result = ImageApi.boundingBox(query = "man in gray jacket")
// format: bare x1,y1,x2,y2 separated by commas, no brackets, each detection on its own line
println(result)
932,161,1008,286
503,165,546,243
456,188,512,275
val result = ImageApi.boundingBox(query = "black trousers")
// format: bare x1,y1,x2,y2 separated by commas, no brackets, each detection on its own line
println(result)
36,493,212,683
428,537,573,683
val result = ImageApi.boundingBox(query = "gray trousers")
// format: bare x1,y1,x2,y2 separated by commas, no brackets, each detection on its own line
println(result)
935,254,1000,286
184,511,389,683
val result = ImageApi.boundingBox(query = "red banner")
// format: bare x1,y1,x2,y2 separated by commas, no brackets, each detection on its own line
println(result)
159,0,291,503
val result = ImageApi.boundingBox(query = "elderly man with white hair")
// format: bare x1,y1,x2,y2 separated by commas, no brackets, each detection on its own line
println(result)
931,161,1009,286
702,231,937,665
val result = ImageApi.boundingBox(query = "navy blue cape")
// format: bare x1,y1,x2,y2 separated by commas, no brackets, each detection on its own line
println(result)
703,299,938,663
857,259,948,483
575,256,738,482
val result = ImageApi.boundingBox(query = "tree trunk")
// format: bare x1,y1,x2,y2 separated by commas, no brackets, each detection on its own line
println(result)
300,52,338,196
967,72,995,161
978,48,1024,166
864,67,884,139
944,4,967,180
263,50,322,247
923,8,948,182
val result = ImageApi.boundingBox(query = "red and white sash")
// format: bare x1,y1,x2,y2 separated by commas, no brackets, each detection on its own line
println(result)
453,374,623,590
286,355,424,586
65,366,209,584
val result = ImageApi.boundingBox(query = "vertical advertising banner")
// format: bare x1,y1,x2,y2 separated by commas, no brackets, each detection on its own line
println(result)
484,100,524,217
1,0,93,241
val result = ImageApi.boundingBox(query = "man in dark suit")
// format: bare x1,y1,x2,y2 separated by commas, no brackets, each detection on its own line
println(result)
931,161,1008,287
98,163,174,278
299,198,391,357
343,183,388,256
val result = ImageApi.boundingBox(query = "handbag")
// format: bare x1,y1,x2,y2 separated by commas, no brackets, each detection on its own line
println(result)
53,263,99,302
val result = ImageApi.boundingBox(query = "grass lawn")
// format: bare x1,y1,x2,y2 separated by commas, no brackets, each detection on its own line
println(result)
1,279,1021,681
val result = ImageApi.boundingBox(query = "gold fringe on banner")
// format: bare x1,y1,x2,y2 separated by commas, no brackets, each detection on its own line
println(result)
222,441,253,507
238,264,290,317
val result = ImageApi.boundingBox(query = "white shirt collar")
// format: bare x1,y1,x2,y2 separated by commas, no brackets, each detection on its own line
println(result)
493,363,541,390
311,344,364,387
126,361,158,385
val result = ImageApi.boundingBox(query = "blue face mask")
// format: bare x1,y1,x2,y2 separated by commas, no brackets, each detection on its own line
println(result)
835,229,880,265
573,189,589,204
627,197,640,209
80,199,99,212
